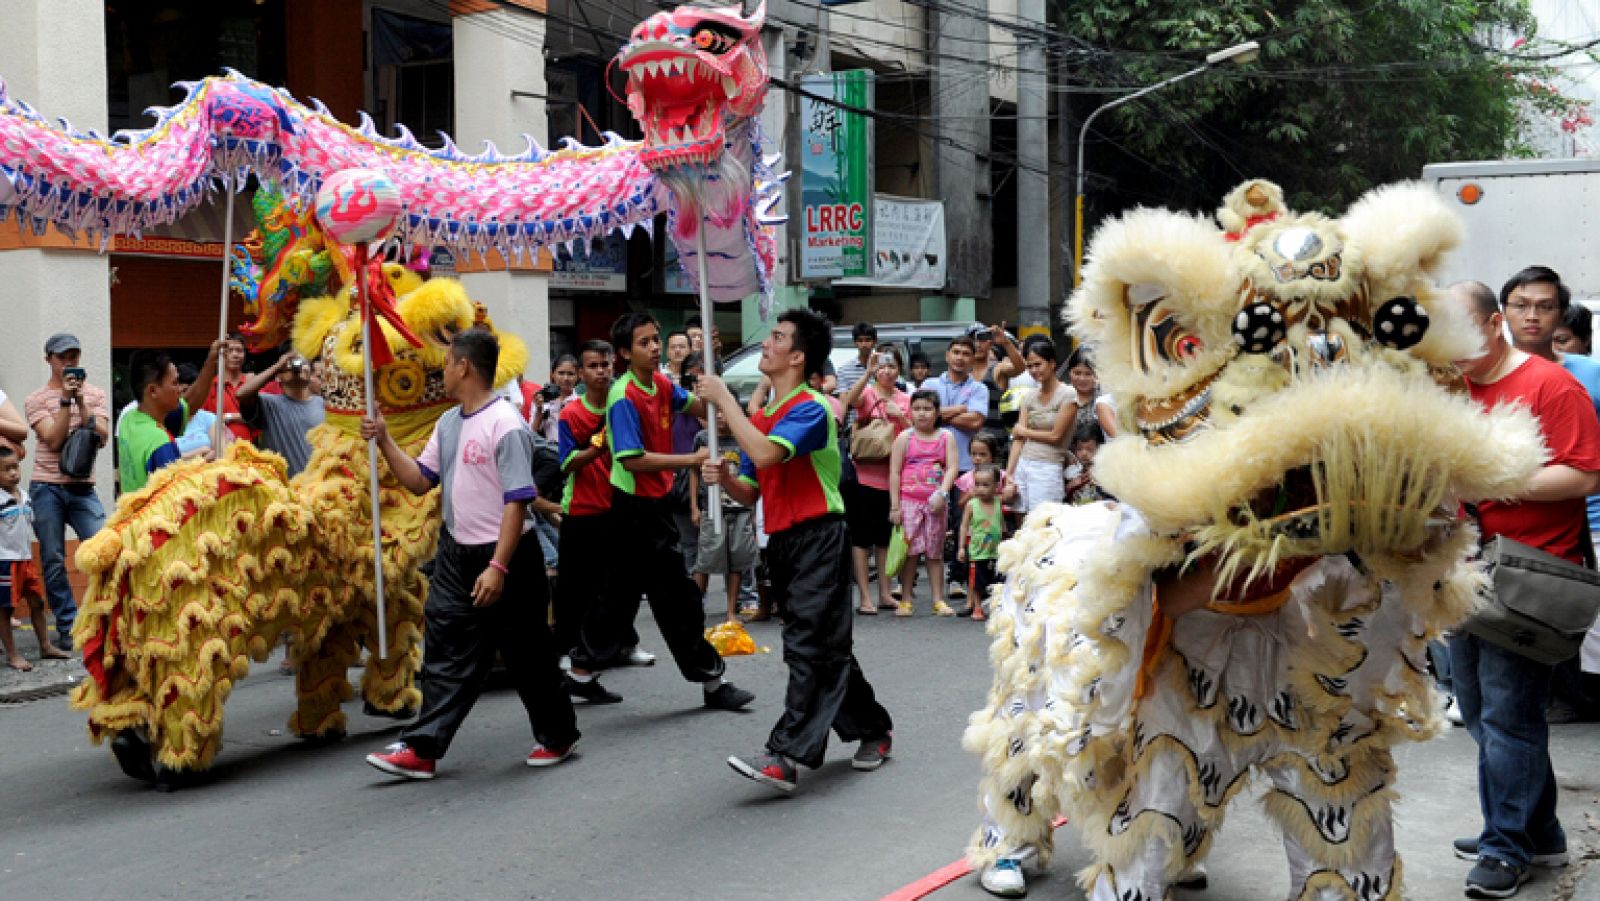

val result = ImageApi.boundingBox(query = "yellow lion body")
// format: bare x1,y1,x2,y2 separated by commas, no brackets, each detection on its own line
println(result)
70,269,527,775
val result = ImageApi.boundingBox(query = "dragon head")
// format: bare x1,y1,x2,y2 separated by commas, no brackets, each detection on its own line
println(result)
1070,180,1545,589
617,1,767,172
235,187,335,352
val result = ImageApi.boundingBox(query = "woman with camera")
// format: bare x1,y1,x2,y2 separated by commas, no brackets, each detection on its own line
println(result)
841,346,912,614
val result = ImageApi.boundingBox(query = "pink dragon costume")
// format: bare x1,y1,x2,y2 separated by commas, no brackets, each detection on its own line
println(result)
965,180,1546,899
0,2,778,786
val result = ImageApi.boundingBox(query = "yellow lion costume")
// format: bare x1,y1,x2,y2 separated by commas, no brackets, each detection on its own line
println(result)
964,181,1545,899
69,263,526,786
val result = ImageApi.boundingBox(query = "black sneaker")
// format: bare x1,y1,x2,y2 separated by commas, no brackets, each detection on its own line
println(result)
703,682,755,711
1465,857,1530,899
1453,837,1568,868
362,700,417,720
852,734,892,771
564,675,622,704
727,752,797,793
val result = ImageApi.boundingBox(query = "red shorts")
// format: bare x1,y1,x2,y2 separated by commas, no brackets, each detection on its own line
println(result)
0,559,43,612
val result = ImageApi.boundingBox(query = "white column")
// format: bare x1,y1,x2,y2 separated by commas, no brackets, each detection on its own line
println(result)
0,0,114,504
452,4,552,380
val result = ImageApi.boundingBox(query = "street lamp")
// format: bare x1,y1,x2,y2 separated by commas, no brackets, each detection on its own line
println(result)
1073,41,1260,286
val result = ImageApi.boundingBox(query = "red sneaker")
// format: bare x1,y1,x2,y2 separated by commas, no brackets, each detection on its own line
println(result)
526,741,577,768
365,743,435,780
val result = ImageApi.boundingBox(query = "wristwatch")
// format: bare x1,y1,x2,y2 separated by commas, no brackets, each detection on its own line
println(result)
59,397,73,408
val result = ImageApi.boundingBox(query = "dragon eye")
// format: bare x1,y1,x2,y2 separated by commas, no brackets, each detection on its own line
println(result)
691,22,742,54
1133,304,1204,374
1173,335,1204,360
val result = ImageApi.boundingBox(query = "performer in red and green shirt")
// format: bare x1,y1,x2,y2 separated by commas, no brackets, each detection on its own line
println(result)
699,309,894,794
550,340,634,704
567,312,755,713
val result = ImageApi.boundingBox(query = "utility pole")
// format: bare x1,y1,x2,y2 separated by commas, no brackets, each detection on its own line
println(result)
1055,47,1077,344
1014,0,1050,343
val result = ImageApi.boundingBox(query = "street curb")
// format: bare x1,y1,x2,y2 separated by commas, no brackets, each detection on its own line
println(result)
0,678,78,705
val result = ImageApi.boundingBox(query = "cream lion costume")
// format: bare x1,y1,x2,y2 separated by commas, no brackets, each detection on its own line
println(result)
964,180,1544,899
69,259,527,786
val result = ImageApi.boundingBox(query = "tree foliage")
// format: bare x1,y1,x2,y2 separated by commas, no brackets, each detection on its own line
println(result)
1055,0,1544,216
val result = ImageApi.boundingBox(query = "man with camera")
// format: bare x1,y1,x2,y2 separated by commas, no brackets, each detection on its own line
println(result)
23,333,111,650
236,351,326,478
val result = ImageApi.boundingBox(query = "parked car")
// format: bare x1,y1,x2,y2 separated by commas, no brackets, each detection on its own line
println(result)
717,321,975,400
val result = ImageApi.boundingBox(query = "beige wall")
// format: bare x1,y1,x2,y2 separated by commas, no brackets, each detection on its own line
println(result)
0,0,115,504
451,6,553,379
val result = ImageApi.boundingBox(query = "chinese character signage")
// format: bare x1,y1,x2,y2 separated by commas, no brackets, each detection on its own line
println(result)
552,233,629,292
837,196,946,290
800,71,873,279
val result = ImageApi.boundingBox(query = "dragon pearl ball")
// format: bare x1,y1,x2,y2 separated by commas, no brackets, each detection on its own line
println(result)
314,169,402,245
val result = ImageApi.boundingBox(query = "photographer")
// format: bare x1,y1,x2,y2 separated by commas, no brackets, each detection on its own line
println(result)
532,355,579,443
25,333,112,650
236,351,325,478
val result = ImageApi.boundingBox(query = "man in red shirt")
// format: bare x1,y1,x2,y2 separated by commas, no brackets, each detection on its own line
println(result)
699,309,894,794
1446,281,1600,897
214,333,258,443
565,313,754,712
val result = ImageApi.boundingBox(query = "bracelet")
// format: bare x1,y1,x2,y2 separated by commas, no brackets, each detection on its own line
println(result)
487,559,509,575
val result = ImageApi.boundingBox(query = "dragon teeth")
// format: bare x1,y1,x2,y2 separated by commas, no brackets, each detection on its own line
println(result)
722,77,738,99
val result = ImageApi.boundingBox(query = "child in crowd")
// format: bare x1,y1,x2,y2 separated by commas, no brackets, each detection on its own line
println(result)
956,431,1015,511
957,465,1006,621
889,390,958,617
908,352,931,387
0,444,69,671
1064,426,1109,505
689,412,759,623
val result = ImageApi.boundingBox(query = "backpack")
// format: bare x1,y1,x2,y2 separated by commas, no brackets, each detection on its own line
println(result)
529,434,564,502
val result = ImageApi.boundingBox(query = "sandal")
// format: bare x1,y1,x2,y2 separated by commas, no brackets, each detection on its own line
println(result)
857,606,878,616
39,647,71,660
895,602,914,617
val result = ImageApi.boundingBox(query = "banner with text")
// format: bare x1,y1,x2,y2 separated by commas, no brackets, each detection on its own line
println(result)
552,233,628,292
836,196,946,290
800,71,873,279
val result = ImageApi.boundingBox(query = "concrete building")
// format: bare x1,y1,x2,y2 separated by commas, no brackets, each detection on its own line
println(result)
0,0,1052,502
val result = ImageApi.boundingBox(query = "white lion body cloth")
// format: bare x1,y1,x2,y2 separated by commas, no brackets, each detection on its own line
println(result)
964,180,1545,901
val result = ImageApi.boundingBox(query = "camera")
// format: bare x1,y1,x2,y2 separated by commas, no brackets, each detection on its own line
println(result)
680,372,698,392
538,383,561,402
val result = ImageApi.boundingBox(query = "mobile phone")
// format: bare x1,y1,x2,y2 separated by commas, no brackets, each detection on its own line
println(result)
64,367,86,381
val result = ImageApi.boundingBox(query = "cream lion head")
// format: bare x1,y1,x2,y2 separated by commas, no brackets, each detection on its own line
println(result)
1069,180,1544,587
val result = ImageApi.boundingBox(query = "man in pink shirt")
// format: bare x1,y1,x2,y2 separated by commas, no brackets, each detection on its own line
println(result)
24,333,110,649
361,328,579,780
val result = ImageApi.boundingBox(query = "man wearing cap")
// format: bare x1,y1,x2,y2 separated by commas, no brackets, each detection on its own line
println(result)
24,333,111,649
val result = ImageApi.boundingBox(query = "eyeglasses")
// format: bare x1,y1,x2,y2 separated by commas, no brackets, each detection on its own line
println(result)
1505,301,1560,316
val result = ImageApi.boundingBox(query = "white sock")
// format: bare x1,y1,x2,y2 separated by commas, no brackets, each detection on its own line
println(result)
703,676,724,693
568,671,595,684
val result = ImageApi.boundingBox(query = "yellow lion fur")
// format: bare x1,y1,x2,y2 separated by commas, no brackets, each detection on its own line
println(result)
71,271,524,774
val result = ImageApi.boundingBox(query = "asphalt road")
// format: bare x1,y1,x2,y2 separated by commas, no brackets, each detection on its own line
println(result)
3,584,1598,900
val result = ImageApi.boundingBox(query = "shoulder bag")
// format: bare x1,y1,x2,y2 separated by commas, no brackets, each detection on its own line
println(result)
1462,533,1600,666
849,388,895,463
58,426,100,480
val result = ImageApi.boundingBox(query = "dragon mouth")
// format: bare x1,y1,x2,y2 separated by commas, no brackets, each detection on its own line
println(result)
620,44,740,170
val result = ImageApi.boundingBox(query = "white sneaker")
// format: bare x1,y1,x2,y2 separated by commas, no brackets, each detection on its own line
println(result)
979,857,1026,897
624,646,657,667
558,655,571,672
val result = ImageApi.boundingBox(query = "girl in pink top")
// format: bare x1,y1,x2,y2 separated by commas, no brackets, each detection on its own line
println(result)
889,390,958,616
841,347,911,613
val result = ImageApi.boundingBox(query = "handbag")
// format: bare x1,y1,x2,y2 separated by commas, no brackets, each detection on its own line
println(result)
1462,534,1600,665
58,426,100,480
849,389,895,463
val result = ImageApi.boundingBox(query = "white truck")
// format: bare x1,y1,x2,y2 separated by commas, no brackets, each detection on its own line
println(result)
1421,158,1599,309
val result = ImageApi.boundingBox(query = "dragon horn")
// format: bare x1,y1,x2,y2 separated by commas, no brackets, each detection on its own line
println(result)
744,0,767,28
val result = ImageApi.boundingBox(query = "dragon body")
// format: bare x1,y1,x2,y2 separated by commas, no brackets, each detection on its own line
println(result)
13,3,777,783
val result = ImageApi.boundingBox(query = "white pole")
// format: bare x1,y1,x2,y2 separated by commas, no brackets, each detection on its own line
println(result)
360,263,390,659
695,218,722,535
212,184,236,451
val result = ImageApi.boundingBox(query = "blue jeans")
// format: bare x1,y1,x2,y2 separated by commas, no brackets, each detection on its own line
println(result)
532,517,559,570
29,482,105,643
1448,633,1566,867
